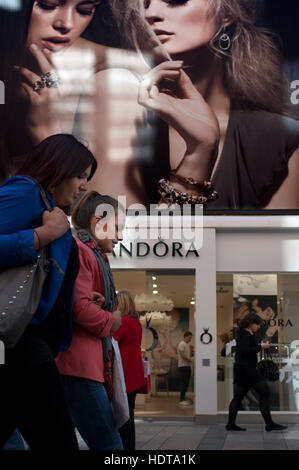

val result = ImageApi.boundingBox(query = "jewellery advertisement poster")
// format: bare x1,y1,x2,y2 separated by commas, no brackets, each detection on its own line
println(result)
0,0,298,215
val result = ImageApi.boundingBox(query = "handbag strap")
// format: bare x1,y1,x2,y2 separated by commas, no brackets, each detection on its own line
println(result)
26,177,53,212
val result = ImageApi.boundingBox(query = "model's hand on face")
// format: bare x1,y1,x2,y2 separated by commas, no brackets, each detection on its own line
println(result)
138,60,220,182
15,44,69,145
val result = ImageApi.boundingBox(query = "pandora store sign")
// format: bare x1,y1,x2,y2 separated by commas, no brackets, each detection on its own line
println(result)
113,240,200,259
111,212,203,259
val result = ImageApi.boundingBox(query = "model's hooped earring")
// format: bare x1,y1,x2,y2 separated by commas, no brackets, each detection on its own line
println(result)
218,32,231,51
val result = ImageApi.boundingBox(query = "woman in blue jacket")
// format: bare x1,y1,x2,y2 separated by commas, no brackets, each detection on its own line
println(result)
0,133,97,450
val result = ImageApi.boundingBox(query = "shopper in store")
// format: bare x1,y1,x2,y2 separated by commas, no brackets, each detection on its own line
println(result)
0,133,97,450
177,331,194,406
56,191,125,450
113,290,145,450
226,313,288,432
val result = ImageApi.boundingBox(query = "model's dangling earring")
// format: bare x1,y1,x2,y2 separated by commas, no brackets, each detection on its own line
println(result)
218,31,231,51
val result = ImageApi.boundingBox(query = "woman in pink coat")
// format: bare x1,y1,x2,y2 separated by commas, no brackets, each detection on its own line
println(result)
56,191,125,450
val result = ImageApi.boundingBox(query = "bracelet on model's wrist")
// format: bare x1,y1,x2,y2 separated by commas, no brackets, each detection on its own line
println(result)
169,170,213,190
158,177,218,206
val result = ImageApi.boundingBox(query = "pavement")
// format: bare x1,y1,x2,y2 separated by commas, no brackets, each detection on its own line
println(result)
133,420,299,450
69,421,299,451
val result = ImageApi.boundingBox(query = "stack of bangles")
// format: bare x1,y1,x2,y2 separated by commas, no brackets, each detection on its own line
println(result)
158,171,218,205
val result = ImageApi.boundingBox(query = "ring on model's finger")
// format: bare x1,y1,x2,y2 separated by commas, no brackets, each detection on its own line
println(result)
32,79,45,92
141,77,153,89
42,71,61,88
32,70,61,92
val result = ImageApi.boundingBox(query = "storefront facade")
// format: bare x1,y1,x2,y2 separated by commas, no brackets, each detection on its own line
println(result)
109,215,299,423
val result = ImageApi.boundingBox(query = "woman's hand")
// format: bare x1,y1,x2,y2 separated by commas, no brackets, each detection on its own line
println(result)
110,309,122,334
15,44,66,145
261,341,272,349
34,207,70,249
138,61,220,184
92,291,106,307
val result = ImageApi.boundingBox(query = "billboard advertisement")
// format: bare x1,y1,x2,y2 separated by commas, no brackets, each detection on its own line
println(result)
0,0,298,214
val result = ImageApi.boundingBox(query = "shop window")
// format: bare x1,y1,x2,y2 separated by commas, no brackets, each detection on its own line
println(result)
217,274,299,412
113,269,195,417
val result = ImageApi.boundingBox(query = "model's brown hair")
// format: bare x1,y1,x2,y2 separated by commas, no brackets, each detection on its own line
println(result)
117,290,140,320
208,0,285,114
110,0,286,114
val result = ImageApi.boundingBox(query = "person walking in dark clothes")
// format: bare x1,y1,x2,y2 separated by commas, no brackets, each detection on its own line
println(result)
226,313,287,432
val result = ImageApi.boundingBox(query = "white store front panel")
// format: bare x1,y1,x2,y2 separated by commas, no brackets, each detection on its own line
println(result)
108,216,299,423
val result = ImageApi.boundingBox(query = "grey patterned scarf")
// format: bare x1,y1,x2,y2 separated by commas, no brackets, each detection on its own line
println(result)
76,229,116,363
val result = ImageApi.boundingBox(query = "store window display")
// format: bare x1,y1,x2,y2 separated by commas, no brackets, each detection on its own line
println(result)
217,274,299,413
113,270,195,416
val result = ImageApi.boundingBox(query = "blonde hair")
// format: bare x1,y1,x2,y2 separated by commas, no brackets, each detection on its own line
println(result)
109,0,286,114
117,290,140,320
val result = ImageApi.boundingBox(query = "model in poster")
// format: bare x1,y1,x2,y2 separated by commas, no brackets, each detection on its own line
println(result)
110,0,299,209
0,1,99,168
0,0,147,206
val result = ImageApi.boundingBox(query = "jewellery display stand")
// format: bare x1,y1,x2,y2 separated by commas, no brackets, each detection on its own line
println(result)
258,343,297,411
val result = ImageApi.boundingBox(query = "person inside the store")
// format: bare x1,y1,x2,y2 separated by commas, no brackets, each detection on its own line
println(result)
177,331,194,406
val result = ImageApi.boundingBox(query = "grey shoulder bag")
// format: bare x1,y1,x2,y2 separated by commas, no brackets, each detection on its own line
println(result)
0,180,60,349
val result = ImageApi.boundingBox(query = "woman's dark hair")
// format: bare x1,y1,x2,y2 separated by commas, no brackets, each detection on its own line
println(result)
16,133,97,190
72,190,125,231
0,2,32,175
238,313,264,331
82,0,121,48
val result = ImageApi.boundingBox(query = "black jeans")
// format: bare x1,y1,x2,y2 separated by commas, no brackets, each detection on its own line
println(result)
178,366,191,402
118,391,137,450
0,360,78,450
227,381,273,426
